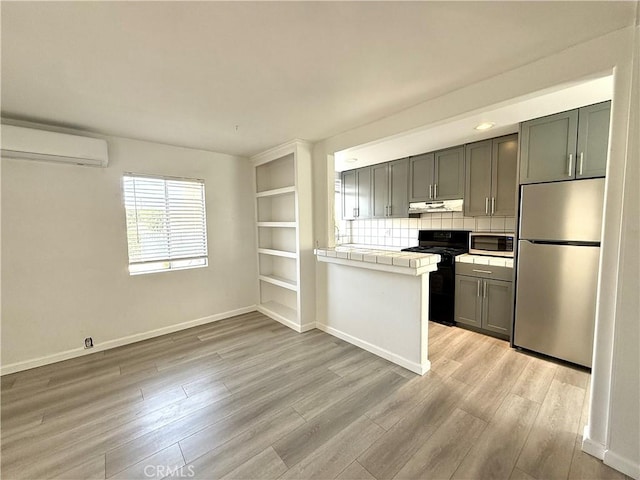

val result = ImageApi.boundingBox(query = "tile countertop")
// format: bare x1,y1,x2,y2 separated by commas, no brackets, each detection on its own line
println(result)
336,243,408,252
456,253,514,268
315,246,440,269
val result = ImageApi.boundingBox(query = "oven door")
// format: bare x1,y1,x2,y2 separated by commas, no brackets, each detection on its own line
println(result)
429,263,455,326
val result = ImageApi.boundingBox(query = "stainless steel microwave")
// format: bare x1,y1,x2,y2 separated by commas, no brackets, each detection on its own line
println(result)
469,232,515,257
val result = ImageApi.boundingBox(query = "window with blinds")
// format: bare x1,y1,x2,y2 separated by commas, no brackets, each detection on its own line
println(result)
123,174,208,275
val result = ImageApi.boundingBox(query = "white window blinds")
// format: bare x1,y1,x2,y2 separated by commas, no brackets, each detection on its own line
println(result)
123,174,208,274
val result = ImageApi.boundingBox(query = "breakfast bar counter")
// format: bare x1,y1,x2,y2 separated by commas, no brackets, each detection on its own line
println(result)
315,246,440,375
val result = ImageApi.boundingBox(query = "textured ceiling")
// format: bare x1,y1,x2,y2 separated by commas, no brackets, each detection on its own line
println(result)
1,1,636,156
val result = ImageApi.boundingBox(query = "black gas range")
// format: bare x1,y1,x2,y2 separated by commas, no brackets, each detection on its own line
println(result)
402,230,470,326
401,246,468,265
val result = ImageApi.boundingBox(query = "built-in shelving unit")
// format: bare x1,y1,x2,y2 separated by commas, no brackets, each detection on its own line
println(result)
251,140,315,332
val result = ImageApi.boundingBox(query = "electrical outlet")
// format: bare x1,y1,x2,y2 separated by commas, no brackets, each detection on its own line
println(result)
84,337,93,349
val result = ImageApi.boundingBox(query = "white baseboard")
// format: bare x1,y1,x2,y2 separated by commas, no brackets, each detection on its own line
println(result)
299,322,317,333
0,305,257,376
582,427,606,459
255,306,316,334
582,429,639,479
316,322,430,375
256,305,300,332
604,449,640,480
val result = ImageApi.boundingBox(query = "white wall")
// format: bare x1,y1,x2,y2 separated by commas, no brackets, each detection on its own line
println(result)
1,133,257,372
312,24,639,479
604,22,640,479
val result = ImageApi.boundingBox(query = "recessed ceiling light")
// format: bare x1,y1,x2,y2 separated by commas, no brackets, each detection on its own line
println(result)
345,157,358,163
475,122,495,131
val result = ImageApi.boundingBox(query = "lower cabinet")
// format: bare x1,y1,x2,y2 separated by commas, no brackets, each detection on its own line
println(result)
455,263,513,338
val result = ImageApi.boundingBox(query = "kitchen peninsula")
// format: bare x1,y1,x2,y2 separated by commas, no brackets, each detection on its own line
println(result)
315,246,440,374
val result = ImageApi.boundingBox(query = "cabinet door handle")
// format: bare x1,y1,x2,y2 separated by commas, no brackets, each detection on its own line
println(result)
388,205,392,216
483,281,487,298
491,197,495,215
579,152,584,175
485,197,489,215
568,153,573,176
477,280,481,297
429,184,433,199
434,184,438,199
472,269,492,274
353,208,357,218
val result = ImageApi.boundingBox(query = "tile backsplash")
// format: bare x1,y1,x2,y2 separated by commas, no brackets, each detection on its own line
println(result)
336,212,515,248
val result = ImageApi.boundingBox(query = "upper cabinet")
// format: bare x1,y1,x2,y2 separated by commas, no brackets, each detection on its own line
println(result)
409,147,464,202
342,169,357,220
464,134,518,217
464,140,492,216
434,147,465,200
519,101,610,184
576,102,611,179
342,166,372,219
372,158,409,218
409,153,435,202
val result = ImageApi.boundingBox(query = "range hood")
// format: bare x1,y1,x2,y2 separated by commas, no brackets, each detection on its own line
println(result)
408,199,463,214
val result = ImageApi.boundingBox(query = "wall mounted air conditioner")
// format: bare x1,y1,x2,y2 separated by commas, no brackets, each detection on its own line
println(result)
1,124,109,167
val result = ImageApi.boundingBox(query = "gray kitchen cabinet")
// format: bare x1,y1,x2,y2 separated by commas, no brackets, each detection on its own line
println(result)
342,166,372,219
464,140,492,216
465,135,517,217
409,153,435,202
372,158,409,218
409,147,464,202
455,275,482,328
342,169,357,220
519,109,578,184
372,163,389,218
455,263,513,339
356,167,372,219
482,279,512,336
491,135,518,216
577,101,611,179
434,146,465,200
519,101,610,184
464,135,518,217
389,158,409,217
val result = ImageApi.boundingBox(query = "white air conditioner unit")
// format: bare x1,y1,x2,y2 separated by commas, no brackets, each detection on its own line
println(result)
1,124,109,167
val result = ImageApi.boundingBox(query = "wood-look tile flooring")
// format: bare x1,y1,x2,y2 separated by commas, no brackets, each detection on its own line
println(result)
1,312,629,480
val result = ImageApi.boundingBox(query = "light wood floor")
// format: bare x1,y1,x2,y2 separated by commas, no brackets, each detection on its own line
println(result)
1,312,629,480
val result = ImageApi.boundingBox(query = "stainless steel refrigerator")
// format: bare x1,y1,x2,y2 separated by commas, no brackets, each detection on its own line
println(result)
514,178,605,368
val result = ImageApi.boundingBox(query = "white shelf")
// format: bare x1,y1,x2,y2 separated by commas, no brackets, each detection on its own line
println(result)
259,274,298,291
258,301,297,325
258,248,297,259
257,222,296,228
256,186,296,198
